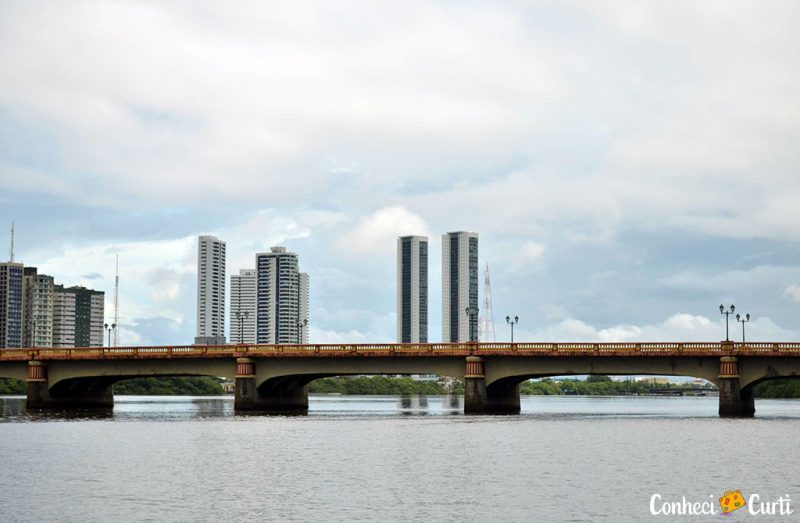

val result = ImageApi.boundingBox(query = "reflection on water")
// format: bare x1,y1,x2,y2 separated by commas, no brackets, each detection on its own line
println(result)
1,394,799,522
1,394,799,421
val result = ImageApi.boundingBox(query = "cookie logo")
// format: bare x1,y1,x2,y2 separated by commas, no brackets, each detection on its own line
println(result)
719,490,747,513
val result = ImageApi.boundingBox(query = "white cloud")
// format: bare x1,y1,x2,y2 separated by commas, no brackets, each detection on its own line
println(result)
784,284,800,303
510,241,545,273
340,206,430,257
2,1,800,346
660,266,800,292
515,313,797,343
309,326,387,344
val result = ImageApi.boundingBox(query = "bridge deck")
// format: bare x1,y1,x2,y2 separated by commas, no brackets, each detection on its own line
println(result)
1,342,799,361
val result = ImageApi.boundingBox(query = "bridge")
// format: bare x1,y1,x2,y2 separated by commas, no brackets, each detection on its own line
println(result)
1,341,799,417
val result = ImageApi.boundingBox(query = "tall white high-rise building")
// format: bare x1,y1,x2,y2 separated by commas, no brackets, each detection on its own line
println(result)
442,231,479,342
230,269,257,344
52,286,76,348
256,247,310,344
0,262,24,348
196,235,226,345
22,267,54,348
397,236,428,343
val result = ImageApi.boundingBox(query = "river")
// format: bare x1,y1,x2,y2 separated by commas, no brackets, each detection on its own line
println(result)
1,394,798,521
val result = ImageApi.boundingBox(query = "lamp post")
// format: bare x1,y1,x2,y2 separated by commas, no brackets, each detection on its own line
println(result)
464,306,479,342
235,311,249,344
297,318,308,344
505,315,519,343
736,313,751,343
104,323,116,348
719,304,735,342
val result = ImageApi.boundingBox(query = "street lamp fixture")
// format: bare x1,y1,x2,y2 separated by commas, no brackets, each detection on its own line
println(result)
297,318,308,344
736,313,751,344
719,304,735,342
235,311,249,344
505,315,519,343
104,322,117,348
464,307,479,342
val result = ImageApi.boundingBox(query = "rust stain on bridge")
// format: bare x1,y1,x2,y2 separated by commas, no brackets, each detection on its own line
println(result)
2,341,799,361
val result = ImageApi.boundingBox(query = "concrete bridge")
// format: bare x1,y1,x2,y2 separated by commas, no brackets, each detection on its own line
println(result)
1,341,799,417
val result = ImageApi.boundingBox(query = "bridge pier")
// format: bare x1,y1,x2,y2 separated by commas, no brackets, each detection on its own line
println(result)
26,361,114,410
234,358,308,414
718,356,753,418
464,356,521,415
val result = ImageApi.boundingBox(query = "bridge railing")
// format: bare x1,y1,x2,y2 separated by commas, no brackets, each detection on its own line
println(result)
2,341,800,360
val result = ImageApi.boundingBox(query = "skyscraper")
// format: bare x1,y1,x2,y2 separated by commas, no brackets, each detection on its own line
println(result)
69,286,105,347
0,262,24,348
256,247,310,344
442,231,479,342
397,235,428,343
230,269,257,344
52,286,76,348
22,267,54,348
196,235,226,345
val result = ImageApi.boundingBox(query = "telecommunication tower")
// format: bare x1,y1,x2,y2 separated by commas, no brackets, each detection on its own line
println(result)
113,254,119,347
9,221,14,262
479,262,496,342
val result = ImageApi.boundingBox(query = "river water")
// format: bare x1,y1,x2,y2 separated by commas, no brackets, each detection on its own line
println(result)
1,394,798,522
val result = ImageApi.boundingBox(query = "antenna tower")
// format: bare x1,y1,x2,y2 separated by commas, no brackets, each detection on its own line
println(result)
113,254,119,346
9,221,14,262
479,262,496,342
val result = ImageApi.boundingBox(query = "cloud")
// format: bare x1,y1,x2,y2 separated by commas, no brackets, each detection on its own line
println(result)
309,327,374,345
340,206,430,257
0,1,564,207
515,313,798,343
2,1,799,347
510,241,545,273
785,284,800,303
660,265,800,293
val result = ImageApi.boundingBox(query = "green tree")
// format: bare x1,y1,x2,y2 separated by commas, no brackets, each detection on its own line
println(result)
0,378,26,395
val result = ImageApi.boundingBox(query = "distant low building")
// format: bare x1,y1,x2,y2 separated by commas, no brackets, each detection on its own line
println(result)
640,377,671,385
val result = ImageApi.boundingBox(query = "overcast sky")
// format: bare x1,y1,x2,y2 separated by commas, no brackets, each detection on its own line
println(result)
1,1,798,346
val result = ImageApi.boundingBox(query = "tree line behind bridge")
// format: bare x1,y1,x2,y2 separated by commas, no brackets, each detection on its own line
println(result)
1,376,800,398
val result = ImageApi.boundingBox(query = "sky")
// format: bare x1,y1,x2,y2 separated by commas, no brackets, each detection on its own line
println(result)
0,1,798,346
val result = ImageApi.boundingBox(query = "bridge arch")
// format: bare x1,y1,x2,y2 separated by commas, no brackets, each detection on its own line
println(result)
27,359,235,409
738,357,800,390
0,362,28,382
482,356,722,389
242,357,466,413
740,374,800,410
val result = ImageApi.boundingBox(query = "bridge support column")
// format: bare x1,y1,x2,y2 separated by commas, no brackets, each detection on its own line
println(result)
26,361,50,409
234,358,259,411
26,361,114,410
464,356,520,415
718,356,753,418
234,358,308,414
